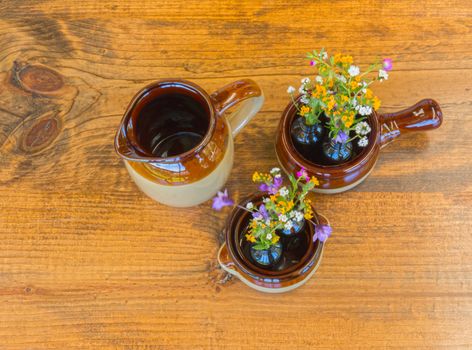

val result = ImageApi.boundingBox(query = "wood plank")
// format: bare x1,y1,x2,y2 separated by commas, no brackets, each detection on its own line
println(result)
0,0,471,348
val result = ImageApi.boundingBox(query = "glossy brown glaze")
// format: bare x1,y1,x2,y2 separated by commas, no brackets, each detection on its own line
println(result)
219,193,326,291
115,79,262,185
275,97,443,191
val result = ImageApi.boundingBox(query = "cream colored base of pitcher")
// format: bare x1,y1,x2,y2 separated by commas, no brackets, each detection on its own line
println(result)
124,140,234,207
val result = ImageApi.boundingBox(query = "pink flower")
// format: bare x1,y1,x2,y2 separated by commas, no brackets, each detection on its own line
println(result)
310,60,316,66
296,167,308,179
383,58,393,71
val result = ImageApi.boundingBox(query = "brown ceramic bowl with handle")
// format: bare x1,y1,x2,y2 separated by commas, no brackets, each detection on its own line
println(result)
217,193,328,293
275,98,443,194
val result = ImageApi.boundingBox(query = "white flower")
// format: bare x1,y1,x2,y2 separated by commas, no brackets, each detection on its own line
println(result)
279,187,289,197
355,121,371,136
279,214,288,223
246,202,254,210
378,69,389,81
337,74,347,83
301,77,310,84
315,75,323,84
265,219,271,226
358,106,373,116
322,52,328,60
295,211,304,222
352,98,358,107
300,96,310,104
358,136,369,147
270,167,280,175
263,198,270,203
348,65,360,77
298,86,305,94
289,211,296,218
287,86,296,94
266,233,273,240
284,221,294,231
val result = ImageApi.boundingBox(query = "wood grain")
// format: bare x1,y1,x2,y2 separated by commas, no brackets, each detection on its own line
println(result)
0,0,471,348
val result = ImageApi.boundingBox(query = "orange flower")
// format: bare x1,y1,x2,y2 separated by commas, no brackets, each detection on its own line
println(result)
245,234,256,243
300,105,311,116
310,176,319,186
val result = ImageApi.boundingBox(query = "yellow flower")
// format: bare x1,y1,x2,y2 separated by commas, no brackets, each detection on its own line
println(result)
341,55,353,65
300,105,311,116
365,89,373,99
349,80,358,89
312,84,327,98
325,96,335,111
373,96,381,110
310,176,319,186
252,172,260,182
345,117,354,128
334,53,353,66
333,53,342,63
245,233,256,243
272,235,280,244
286,200,294,211
304,208,313,220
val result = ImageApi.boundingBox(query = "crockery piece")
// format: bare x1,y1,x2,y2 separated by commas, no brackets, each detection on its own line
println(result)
275,98,443,193
115,79,264,207
218,193,328,293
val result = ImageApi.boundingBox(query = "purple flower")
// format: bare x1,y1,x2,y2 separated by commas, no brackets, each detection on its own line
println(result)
259,175,283,195
333,130,349,144
310,60,316,66
383,58,393,71
296,167,308,179
259,204,269,220
314,224,332,242
212,189,234,211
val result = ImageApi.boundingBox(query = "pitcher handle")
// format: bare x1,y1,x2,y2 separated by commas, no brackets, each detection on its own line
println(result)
210,79,264,137
379,99,443,148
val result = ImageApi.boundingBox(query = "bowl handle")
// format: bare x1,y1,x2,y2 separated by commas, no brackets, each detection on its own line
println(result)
316,212,330,226
217,242,241,278
379,99,443,148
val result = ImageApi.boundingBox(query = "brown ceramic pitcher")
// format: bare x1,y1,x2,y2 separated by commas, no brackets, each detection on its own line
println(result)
275,98,443,193
115,79,264,207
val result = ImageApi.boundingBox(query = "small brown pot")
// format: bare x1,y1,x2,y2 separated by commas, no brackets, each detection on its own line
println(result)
217,193,329,293
275,98,443,193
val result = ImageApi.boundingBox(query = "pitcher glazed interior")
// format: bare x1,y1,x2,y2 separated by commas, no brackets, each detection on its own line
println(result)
115,79,263,207
275,97,443,193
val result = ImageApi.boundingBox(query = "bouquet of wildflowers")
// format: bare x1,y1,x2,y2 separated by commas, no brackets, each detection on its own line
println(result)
287,49,393,148
212,167,331,251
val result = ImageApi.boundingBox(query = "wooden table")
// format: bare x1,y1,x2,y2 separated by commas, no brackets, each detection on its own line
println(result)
1,1,471,348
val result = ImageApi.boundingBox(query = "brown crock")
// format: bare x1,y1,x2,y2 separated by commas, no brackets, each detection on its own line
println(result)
275,97,443,193
218,193,328,293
